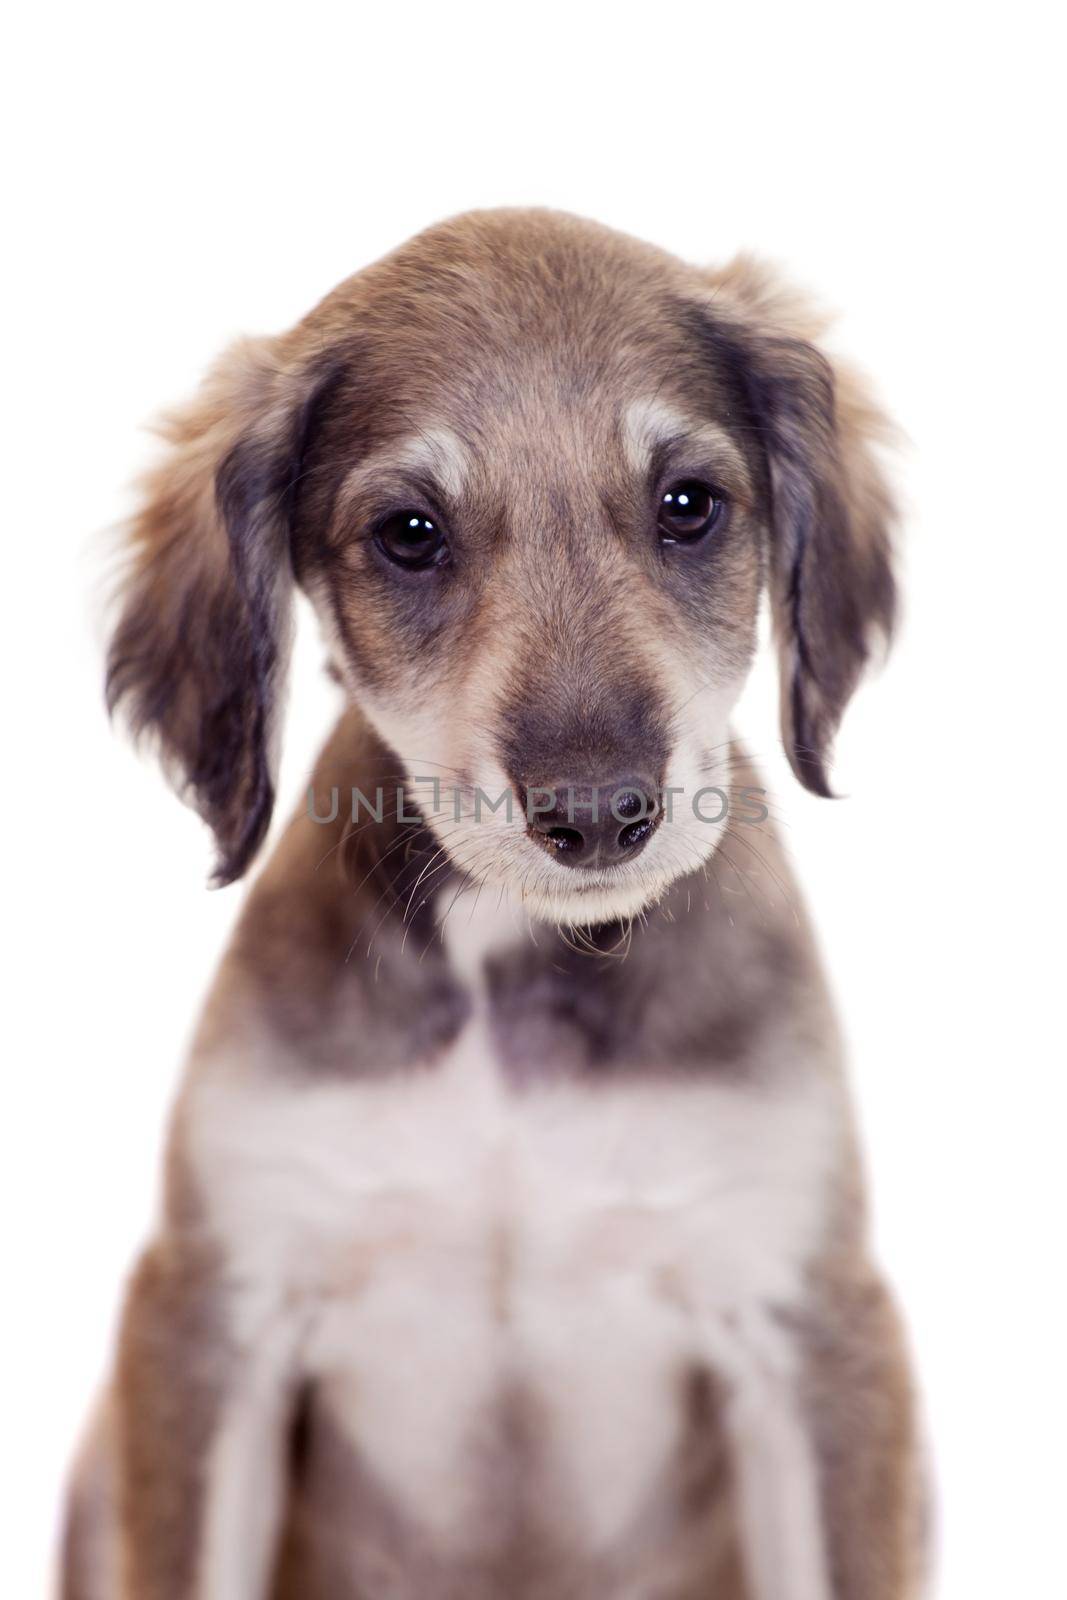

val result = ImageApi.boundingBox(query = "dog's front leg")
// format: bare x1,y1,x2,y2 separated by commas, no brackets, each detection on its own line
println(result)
796,1269,924,1600
114,1236,304,1600
703,1308,832,1600
706,1278,921,1600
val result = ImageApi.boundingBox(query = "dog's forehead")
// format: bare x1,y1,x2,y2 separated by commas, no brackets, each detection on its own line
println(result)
350,288,682,447
307,210,738,449
297,211,764,523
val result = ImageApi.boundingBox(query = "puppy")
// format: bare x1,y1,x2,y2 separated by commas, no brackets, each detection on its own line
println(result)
62,210,923,1599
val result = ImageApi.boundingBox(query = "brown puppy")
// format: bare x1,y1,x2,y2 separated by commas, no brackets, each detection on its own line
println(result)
62,210,922,1599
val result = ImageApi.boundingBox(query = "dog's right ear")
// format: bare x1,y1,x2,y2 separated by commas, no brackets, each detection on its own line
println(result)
106,337,342,885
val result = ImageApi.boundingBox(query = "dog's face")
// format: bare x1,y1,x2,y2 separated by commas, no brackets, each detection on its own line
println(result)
289,240,769,925
108,211,895,924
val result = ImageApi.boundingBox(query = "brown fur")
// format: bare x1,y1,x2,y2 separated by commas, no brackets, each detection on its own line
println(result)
67,210,919,1600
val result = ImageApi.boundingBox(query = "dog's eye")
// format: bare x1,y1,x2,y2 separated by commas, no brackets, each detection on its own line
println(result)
657,481,723,543
374,510,447,570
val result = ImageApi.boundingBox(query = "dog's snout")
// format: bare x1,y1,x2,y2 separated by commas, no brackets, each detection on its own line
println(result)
525,777,662,869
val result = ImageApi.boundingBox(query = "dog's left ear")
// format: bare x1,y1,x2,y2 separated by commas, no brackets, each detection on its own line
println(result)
692,261,898,795
106,337,342,884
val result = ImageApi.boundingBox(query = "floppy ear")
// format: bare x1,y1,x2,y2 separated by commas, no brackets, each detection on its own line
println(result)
106,337,339,884
696,261,898,795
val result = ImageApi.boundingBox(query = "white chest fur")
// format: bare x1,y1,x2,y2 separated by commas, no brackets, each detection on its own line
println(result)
189,892,841,1563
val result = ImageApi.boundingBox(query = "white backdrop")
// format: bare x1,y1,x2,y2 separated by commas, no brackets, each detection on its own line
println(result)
4,4,1064,1595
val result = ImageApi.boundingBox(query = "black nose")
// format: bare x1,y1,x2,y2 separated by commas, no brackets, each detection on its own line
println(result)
525,777,662,868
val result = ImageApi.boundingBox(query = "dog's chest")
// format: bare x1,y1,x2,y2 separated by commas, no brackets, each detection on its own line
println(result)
192,899,837,1567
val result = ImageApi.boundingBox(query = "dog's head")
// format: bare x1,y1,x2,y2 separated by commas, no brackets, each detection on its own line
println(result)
107,210,895,926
